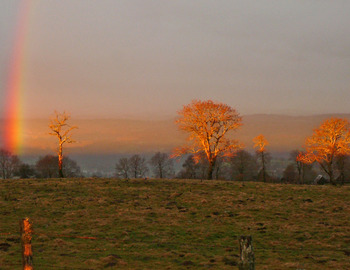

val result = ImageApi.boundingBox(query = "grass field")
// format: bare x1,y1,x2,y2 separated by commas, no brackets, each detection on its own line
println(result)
0,178,349,269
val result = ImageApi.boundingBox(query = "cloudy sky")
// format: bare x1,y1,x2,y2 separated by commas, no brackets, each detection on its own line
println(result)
1,0,349,119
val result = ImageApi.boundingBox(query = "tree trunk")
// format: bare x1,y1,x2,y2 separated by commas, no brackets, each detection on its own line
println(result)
159,164,163,179
301,164,305,185
297,164,302,184
207,158,216,180
328,170,335,185
261,152,266,182
58,144,64,178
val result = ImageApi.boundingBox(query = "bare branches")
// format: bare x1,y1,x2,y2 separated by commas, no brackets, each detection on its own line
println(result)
49,111,77,145
49,111,77,178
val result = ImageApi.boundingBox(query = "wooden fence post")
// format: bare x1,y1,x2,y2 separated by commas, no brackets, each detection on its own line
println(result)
20,218,33,270
238,235,255,270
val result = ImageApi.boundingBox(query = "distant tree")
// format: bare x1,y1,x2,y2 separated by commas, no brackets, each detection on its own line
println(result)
299,118,350,185
115,157,129,179
177,154,209,179
289,150,317,184
282,164,297,183
253,134,270,182
150,152,174,179
228,150,258,181
62,157,82,178
35,155,81,178
0,148,20,179
174,100,242,180
17,163,35,179
290,150,303,184
178,155,199,179
35,155,57,178
129,154,149,178
49,111,77,178
213,156,225,180
335,154,350,185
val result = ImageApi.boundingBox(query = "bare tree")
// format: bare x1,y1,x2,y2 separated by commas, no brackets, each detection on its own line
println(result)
335,154,350,185
282,164,297,183
35,155,58,178
213,156,225,180
129,154,149,178
115,157,129,179
178,154,208,179
0,148,20,179
229,150,257,181
62,157,82,178
178,155,198,179
150,152,174,179
174,100,242,180
49,111,77,178
290,150,303,184
17,163,35,179
35,155,81,178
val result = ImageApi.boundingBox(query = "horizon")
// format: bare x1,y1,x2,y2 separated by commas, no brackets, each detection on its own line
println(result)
1,113,349,158
1,111,350,121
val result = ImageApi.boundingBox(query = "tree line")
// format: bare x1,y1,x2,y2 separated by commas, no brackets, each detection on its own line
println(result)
1,100,350,184
0,150,81,179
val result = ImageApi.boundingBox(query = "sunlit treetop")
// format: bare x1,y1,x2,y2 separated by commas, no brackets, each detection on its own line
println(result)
253,134,269,153
49,111,77,144
174,100,243,180
301,117,350,164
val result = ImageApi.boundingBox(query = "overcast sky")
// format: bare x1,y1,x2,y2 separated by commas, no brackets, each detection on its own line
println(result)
1,0,349,119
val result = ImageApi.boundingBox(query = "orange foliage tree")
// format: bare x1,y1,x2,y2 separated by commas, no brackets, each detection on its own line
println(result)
253,134,269,182
49,111,77,178
174,100,243,180
299,118,350,185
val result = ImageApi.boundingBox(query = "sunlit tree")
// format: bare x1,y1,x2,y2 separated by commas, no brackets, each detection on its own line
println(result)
299,118,350,185
49,111,77,178
253,134,269,182
174,100,242,180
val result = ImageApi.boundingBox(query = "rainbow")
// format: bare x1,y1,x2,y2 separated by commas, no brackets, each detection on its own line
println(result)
4,0,34,155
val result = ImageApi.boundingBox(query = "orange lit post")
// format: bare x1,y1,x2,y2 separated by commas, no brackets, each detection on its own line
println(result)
20,218,33,270
238,235,255,270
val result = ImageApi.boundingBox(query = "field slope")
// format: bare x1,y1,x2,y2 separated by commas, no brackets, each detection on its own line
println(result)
0,178,349,269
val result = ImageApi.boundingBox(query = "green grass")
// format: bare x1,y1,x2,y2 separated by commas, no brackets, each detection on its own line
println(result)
0,178,349,269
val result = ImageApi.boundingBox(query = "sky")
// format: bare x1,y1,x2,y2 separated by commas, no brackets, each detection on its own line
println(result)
0,0,350,120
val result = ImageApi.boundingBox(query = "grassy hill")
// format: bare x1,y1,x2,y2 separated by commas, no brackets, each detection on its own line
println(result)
0,178,349,269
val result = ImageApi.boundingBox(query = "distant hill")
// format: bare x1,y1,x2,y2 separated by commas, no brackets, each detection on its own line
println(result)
1,114,349,156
